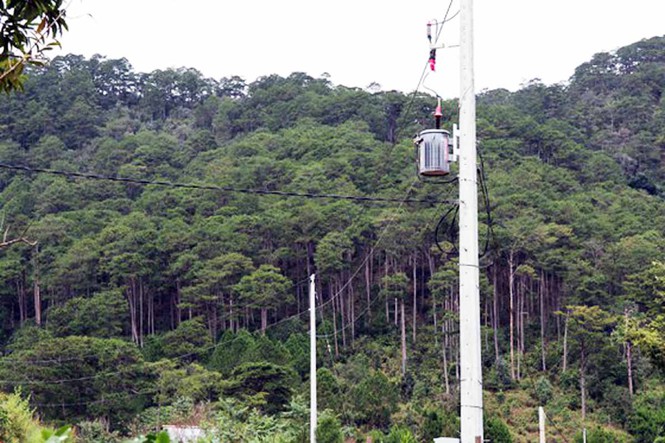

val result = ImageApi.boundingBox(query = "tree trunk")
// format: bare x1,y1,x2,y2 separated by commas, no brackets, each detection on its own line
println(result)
626,340,634,396
260,307,268,334
517,277,525,380
339,279,347,348
508,250,516,380
365,255,372,326
401,299,407,375
625,308,634,396
540,271,547,372
562,311,569,372
17,278,26,326
229,294,235,333
331,284,339,357
128,278,139,345
492,264,500,364
33,246,41,325
442,323,450,394
580,348,587,423
349,282,355,343
138,279,145,347
432,276,438,348
412,255,417,343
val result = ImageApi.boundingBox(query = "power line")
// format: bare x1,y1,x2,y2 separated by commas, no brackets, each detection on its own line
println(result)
395,0,456,143
0,162,454,205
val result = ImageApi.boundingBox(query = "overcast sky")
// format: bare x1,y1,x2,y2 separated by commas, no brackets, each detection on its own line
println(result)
56,0,664,98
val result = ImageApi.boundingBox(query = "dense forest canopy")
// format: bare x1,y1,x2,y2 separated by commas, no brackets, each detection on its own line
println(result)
0,35,663,442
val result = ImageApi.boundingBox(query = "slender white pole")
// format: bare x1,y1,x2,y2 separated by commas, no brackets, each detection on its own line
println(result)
309,274,317,443
458,0,483,441
539,407,546,443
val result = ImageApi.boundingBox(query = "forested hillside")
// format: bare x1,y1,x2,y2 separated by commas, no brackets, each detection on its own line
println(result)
0,36,663,442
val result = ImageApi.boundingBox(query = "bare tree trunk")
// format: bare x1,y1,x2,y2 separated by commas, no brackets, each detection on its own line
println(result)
32,246,41,325
128,278,139,344
442,323,450,394
384,256,390,323
517,276,524,380
349,282,355,343
259,307,267,334
401,299,407,375
331,284,339,357
508,250,516,380
22,270,28,325
139,279,144,347
562,311,569,372
580,349,587,423
493,265,500,364
229,294,235,333
412,255,417,343
365,257,372,325
540,270,547,371
338,279,347,348
627,341,634,396
625,308,634,396
17,278,26,326
432,277,438,348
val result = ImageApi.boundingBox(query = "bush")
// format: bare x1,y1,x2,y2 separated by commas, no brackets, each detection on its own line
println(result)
76,420,121,443
316,412,343,443
0,390,35,443
574,426,631,443
384,425,417,443
627,386,665,443
485,416,512,443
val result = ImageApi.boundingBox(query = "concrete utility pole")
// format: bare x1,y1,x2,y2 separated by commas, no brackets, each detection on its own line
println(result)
458,0,484,441
539,407,546,443
309,274,317,443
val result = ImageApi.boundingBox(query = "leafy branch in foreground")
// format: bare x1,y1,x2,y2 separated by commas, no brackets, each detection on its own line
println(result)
0,0,68,92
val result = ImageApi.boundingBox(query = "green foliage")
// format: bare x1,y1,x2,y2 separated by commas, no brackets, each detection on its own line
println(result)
161,317,212,361
124,431,170,443
316,412,344,443
380,273,409,301
574,426,630,443
46,289,127,338
0,389,36,443
224,362,297,413
317,367,342,413
384,425,417,443
208,397,298,442
75,420,121,443
0,1,68,92
4,324,53,352
349,369,398,429
153,361,223,405
0,336,148,426
533,376,554,405
208,329,256,374
628,385,665,442
485,416,513,443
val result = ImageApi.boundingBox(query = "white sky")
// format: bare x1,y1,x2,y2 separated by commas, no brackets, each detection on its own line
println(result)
56,0,664,98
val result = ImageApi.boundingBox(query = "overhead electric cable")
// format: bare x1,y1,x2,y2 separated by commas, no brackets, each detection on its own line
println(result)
0,162,454,205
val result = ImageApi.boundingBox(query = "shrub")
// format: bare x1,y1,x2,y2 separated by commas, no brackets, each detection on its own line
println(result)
485,416,512,443
316,412,343,443
0,390,34,443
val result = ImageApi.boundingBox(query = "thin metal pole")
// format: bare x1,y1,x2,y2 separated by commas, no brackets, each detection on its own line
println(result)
458,0,484,441
310,274,317,443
